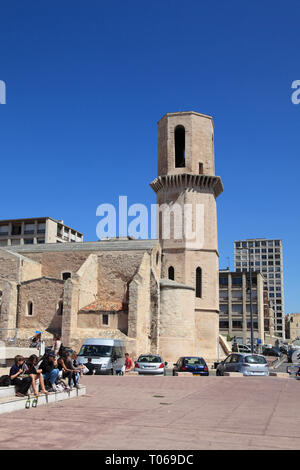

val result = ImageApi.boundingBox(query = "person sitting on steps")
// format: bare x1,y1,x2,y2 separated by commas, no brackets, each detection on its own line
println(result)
9,355,32,397
23,354,49,396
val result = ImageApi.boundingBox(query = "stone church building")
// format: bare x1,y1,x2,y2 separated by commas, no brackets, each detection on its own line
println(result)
0,111,223,361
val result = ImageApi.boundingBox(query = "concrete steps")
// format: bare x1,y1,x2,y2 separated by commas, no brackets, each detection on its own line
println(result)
0,385,86,414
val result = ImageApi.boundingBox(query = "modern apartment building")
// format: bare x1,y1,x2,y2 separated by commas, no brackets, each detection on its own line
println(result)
219,270,269,344
0,217,83,246
234,238,285,338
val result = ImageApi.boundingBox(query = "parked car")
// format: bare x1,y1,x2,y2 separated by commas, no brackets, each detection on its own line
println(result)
262,347,282,358
287,348,300,363
134,354,167,375
173,356,209,376
279,345,288,355
216,353,269,376
77,338,126,375
237,344,251,353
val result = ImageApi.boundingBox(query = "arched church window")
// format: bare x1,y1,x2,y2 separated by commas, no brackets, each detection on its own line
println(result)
175,125,185,168
168,266,175,281
27,301,34,316
196,267,202,298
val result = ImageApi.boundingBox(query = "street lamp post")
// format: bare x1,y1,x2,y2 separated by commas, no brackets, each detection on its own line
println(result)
236,246,254,354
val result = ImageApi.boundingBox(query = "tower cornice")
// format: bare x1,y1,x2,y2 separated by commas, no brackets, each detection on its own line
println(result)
150,173,224,198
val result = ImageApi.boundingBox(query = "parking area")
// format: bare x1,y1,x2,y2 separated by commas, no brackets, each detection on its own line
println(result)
0,374,299,450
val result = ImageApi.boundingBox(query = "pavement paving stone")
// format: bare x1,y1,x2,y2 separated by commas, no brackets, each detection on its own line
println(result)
0,375,299,450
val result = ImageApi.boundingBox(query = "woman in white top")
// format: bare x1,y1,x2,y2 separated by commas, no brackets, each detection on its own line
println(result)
52,334,62,357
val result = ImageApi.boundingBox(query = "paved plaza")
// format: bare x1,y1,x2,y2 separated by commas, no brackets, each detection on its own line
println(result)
0,375,299,450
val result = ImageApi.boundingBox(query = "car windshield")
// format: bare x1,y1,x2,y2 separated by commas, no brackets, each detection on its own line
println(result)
78,345,112,357
183,357,205,365
138,355,162,363
244,355,267,364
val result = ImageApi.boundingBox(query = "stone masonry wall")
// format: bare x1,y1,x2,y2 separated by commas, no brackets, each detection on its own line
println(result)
128,252,152,357
0,279,18,343
18,277,64,334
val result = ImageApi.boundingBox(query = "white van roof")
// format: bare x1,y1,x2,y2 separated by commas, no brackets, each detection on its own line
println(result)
82,338,125,346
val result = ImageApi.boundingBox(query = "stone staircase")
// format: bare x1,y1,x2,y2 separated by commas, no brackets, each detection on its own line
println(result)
0,384,86,415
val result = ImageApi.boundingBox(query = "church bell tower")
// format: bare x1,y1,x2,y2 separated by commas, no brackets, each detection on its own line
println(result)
150,111,223,359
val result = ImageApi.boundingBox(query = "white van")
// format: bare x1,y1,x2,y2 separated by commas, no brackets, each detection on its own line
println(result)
77,338,126,375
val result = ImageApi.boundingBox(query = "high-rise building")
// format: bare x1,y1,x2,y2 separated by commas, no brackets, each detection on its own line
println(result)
0,217,83,246
218,269,275,344
234,239,284,338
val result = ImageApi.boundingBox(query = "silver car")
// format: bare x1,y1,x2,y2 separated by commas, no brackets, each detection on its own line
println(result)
134,354,167,375
216,353,269,376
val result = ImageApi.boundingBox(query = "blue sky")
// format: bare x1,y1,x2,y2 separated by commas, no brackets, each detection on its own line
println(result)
0,1,299,313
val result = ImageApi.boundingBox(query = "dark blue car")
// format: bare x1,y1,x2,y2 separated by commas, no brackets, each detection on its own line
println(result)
173,356,209,376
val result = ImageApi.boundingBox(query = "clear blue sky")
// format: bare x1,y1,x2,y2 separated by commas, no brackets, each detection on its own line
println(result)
0,1,299,313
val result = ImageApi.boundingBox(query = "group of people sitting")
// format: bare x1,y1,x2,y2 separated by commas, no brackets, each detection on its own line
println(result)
9,333,136,397
9,335,87,397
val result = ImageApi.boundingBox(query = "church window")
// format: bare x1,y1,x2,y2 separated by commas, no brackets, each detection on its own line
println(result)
27,301,34,316
175,125,185,168
62,272,71,281
168,266,175,280
196,267,202,298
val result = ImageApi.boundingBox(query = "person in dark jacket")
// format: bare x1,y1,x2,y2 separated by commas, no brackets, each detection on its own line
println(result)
9,355,32,397
84,357,96,375
60,352,81,389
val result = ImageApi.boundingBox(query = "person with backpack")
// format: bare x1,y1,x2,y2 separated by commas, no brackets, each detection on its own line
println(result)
9,355,32,397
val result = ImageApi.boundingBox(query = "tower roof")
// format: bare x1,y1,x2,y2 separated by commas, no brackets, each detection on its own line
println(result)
158,111,214,126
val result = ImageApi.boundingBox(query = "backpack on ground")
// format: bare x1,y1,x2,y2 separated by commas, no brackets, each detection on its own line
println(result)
0,375,11,387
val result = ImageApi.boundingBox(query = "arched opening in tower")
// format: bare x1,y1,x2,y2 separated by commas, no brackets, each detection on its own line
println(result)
175,125,185,168
168,266,175,280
